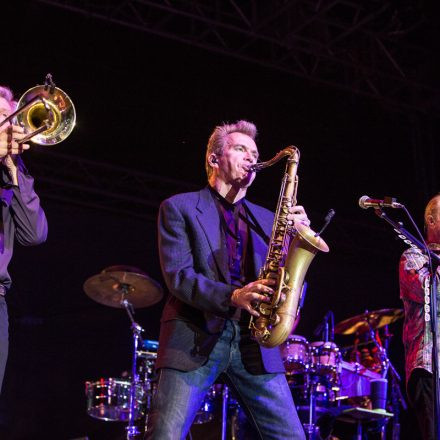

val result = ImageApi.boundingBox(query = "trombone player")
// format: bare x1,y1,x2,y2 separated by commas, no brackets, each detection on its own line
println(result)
0,86,48,393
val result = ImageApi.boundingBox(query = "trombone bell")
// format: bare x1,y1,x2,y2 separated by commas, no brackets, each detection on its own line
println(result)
17,85,76,145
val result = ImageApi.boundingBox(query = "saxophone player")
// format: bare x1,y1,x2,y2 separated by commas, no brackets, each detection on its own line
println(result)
146,120,309,439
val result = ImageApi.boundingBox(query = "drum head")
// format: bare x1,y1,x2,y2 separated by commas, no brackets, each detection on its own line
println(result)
281,335,310,374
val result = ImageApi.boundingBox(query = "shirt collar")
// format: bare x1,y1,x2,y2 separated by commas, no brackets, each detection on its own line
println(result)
208,185,245,211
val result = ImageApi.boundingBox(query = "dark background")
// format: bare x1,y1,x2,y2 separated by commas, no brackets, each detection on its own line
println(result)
1,1,439,438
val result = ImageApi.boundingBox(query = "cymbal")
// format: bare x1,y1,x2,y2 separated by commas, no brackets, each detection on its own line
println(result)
335,308,404,335
84,265,163,309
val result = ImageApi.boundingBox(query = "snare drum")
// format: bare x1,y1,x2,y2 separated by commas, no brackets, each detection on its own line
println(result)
281,335,310,374
310,341,340,376
85,378,145,421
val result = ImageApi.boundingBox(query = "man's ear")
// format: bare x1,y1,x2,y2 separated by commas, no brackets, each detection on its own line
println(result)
209,154,218,166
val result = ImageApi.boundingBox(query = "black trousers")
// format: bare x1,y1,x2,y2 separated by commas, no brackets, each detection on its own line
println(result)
0,296,7,395
407,368,435,440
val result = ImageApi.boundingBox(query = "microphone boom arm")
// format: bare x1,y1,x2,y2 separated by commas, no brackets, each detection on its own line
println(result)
374,209,440,264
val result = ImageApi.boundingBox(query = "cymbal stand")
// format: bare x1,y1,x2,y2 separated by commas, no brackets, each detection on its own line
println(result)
365,322,390,379
303,374,320,440
121,297,144,439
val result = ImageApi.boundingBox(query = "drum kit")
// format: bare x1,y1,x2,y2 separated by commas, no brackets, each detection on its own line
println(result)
82,267,405,440
83,266,163,439
282,308,405,439
82,266,247,439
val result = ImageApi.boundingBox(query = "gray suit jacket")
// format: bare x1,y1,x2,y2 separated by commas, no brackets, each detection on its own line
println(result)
156,186,285,374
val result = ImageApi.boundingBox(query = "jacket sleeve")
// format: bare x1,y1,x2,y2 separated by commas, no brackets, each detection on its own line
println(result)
158,198,233,316
399,249,432,304
9,159,48,246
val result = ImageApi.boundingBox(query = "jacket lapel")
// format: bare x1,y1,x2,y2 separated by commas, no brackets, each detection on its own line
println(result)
196,187,231,283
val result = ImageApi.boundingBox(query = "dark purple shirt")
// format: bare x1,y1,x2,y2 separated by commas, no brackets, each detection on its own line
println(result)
209,187,257,322
0,157,48,292
209,187,251,286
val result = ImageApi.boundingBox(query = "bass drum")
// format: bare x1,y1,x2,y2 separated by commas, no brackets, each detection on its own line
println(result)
85,378,145,421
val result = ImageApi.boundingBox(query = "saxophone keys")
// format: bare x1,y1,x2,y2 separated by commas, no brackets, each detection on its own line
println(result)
270,314,281,326
280,289,289,304
259,303,272,316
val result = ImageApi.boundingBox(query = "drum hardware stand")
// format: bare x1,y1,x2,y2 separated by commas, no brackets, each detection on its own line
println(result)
373,206,440,440
121,296,144,439
221,385,229,440
303,375,321,440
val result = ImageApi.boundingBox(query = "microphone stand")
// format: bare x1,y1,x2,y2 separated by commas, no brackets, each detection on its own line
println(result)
383,325,407,440
329,311,335,343
313,311,333,342
373,208,440,440
324,315,329,343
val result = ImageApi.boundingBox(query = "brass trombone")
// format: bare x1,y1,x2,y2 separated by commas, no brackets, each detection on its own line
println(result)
0,73,76,145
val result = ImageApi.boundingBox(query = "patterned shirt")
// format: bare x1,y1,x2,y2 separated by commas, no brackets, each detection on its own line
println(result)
399,244,440,384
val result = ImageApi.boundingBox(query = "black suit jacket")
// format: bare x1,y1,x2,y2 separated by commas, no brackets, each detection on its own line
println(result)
156,187,285,374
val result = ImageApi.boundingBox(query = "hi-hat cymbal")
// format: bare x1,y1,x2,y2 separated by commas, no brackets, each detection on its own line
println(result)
83,265,163,309
335,308,404,335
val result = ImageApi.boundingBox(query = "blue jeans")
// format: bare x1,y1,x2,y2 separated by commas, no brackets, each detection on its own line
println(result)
146,320,305,439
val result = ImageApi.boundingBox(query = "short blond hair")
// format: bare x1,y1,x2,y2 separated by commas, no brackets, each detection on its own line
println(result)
205,120,257,179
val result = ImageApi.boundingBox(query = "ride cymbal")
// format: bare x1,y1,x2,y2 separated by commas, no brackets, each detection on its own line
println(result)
83,265,163,309
335,308,404,335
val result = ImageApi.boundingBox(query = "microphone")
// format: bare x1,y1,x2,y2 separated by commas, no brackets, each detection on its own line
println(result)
358,195,403,210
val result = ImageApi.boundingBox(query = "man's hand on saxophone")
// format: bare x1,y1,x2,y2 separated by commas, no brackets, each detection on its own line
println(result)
287,205,311,228
231,279,275,317
231,206,310,318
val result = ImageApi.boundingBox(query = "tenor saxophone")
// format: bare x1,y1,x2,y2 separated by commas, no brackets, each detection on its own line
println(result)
249,146,329,348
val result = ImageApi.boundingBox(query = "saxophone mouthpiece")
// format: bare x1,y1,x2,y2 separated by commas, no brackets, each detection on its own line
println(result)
249,162,263,172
